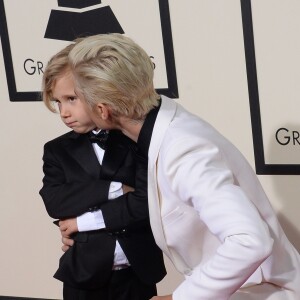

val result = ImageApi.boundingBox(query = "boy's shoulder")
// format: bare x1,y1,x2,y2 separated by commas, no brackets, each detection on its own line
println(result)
45,130,81,147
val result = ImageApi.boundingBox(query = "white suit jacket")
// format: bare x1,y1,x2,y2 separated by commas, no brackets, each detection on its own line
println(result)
147,96,300,300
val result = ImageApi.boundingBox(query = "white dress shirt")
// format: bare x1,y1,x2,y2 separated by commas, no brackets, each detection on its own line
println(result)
76,130,130,267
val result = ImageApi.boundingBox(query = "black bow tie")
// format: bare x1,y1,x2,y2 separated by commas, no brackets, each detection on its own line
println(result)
88,130,109,150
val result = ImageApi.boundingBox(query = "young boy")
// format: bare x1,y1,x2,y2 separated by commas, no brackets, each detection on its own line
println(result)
39,43,166,300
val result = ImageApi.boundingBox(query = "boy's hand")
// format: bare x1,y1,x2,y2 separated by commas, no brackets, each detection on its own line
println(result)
61,236,74,252
59,218,78,237
122,184,135,194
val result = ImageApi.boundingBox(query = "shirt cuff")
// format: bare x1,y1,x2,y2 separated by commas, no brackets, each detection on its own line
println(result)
77,210,106,232
108,181,123,200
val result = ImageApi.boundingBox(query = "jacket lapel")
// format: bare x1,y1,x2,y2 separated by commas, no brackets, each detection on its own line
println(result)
147,96,178,259
65,132,101,178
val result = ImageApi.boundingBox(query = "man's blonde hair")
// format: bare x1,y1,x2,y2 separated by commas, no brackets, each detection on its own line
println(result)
68,33,160,120
42,43,75,112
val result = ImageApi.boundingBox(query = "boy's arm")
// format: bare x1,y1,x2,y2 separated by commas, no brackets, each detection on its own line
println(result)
39,142,112,219
58,152,148,235
59,155,148,253
40,139,149,230
58,182,135,238
75,183,134,232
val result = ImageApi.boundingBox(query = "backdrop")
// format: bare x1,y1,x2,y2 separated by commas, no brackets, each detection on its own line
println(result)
0,0,299,298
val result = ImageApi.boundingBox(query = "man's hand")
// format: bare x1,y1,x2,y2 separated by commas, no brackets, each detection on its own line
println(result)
150,296,172,300
122,184,134,194
59,218,78,237
61,236,74,252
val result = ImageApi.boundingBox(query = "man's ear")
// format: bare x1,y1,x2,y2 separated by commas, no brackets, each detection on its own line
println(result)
95,103,110,120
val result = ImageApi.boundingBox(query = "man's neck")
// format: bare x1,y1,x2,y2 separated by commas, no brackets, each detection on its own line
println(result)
118,116,144,142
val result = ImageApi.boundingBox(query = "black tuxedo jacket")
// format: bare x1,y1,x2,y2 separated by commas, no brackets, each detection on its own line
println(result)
40,130,166,289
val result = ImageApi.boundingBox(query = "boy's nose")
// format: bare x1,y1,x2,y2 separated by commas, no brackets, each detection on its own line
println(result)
60,105,70,118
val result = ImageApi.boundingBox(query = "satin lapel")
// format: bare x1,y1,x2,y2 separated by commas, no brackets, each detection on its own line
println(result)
101,131,131,179
65,132,101,178
147,96,178,259
148,162,172,258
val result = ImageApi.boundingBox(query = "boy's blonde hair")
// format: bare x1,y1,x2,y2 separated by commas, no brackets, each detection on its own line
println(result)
42,43,76,112
68,33,160,120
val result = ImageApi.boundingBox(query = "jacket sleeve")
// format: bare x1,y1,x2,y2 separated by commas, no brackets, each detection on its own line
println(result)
39,142,111,219
160,134,273,300
100,150,150,231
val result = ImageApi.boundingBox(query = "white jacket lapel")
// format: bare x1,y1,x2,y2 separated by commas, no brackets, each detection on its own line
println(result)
147,96,177,259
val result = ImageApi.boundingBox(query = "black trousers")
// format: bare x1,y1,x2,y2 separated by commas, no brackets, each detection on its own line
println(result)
63,267,157,300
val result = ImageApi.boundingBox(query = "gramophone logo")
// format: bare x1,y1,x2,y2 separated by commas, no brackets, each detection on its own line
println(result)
44,0,124,41
0,0,178,102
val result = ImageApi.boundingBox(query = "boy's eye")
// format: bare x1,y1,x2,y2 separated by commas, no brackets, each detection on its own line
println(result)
52,99,60,106
69,96,76,102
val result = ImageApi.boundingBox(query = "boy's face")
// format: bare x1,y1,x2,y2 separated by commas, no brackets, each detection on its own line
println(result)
52,72,98,133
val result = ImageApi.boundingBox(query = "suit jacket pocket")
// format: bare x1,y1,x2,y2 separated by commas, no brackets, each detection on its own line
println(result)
162,204,207,269
54,230,116,289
